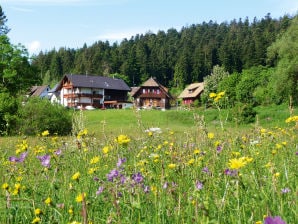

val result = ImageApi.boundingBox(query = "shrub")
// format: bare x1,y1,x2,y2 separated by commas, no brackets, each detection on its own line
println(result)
18,97,72,135
231,103,257,124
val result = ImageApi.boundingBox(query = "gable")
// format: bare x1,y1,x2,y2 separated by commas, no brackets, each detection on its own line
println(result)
178,83,204,99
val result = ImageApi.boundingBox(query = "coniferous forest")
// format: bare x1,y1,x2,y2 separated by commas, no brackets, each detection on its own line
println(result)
0,4,298,135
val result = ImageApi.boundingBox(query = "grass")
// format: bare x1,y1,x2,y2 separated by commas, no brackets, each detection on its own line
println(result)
0,104,297,223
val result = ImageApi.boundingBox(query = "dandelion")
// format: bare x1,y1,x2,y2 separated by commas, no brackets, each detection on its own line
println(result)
90,156,100,164
32,217,41,223
44,197,52,205
207,132,214,139
76,193,86,203
228,157,247,170
115,134,130,145
102,146,110,154
168,163,176,169
34,208,43,215
2,183,9,190
72,172,80,180
41,130,49,137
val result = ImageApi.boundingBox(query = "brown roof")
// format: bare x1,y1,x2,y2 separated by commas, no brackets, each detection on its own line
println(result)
131,77,172,98
29,85,49,97
178,82,204,99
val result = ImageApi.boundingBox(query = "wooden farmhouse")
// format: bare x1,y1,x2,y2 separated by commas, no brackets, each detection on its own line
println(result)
55,74,131,109
178,82,204,105
131,77,172,109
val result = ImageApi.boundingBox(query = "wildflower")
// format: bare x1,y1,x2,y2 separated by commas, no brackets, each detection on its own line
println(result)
107,169,119,182
228,157,247,169
116,158,126,167
132,172,144,184
163,182,168,189
209,92,217,98
202,167,210,174
32,217,41,223
102,146,110,154
88,168,96,175
216,145,223,153
34,208,43,216
273,172,280,178
207,132,214,139
224,169,238,176
90,156,100,164
255,221,262,224
54,149,62,156
281,188,290,194
285,115,298,123
194,149,201,154
2,183,9,190
115,134,130,145
36,154,51,168
143,185,150,193
96,186,104,195
72,172,80,180
168,163,176,169
44,197,52,205
76,193,86,203
9,152,28,163
195,180,203,190
148,131,153,137
264,216,286,224
68,207,74,215
41,130,49,137
187,159,195,165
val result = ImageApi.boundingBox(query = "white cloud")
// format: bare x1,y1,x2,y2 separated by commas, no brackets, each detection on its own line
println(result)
26,40,41,55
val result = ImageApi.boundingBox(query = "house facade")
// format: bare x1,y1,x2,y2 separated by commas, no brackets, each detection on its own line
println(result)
131,77,172,109
28,85,50,99
178,82,204,105
55,74,131,109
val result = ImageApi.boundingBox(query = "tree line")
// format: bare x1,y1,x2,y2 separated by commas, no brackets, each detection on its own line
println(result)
31,13,291,88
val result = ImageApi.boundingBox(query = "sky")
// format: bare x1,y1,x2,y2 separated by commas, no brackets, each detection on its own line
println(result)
1,0,298,55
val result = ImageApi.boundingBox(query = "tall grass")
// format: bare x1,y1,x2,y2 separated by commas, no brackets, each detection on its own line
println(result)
0,105,297,223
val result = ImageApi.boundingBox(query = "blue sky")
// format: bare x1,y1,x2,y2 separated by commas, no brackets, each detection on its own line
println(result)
1,0,298,55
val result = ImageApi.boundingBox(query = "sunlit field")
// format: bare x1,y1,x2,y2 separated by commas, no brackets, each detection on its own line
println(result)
0,105,297,224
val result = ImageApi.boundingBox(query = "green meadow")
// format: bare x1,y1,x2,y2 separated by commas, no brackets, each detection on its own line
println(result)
0,105,297,223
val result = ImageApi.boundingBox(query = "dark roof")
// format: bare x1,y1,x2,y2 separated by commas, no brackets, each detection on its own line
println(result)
64,74,131,91
29,85,49,97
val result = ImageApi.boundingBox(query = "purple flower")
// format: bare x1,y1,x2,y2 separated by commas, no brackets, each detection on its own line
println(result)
107,169,119,182
202,167,210,174
264,216,286,224
224,169,238,176
281,188,290,194
143,185,150,193
163,182,168,189
54,149,62,156
93,176,99,181
117,158,126,167
36,154,51,168
120,175,127,184
9,152,28,163
195,180,203,190
132,172,144,184
216,145,223,153
96,186,104,195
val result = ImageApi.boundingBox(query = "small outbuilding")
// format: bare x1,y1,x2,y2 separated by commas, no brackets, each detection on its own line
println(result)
178,82,204,105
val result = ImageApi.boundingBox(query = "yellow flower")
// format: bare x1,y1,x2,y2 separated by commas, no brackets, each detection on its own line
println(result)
72,172,80,180
273,172,280,178
187,159,195,165
41,130,49,137
32,217,41,223
90,156,100,164
209,92,217,98
44,197,52,205
102,146,110,154
285,115,298,123
34,208,43,216
2,183,9,190
168,163,176,169
115,134,131,145
68,208,73,215
76,192,86,203
207,132,214,139
88,168,97,174
255,221,262,224
194,149,201,154
228,157,247,169
148,131,153,137
15,183,21,190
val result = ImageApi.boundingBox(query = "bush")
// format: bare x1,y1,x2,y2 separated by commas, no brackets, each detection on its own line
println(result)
18,97,72,135
231,103,257,124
